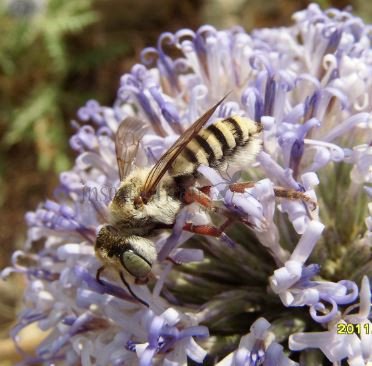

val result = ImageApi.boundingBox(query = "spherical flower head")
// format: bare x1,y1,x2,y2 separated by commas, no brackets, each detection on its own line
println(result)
2,3,372,365
5,0,46,18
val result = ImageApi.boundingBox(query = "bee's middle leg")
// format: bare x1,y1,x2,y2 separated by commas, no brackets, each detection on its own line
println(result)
182,187,238,246
183,186,237,227
182,221,235,247
183,187,214,210
183,187,230,216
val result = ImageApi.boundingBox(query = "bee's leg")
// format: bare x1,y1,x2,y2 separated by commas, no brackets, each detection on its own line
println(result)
134,271,156,285
183,222,235,247
198,181,316,209
184,186,242,228
166,256,181,265
272,186,316,210
197,185,212,195
183,187,214,210
183,187,231,217
227,181,255,192
229,182,317,210
96,266,105,285
134,277,149,285
119,271,149,308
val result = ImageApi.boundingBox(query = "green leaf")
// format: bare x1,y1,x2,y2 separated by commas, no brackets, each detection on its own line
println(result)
3,86,58,146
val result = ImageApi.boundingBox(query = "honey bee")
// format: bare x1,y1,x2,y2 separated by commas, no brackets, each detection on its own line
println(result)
95,96,314,306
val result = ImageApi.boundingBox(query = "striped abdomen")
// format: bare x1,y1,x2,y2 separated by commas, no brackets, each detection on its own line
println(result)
170,116,262,177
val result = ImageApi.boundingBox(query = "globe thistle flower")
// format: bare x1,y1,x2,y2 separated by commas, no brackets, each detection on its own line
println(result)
2,3,372,365
5,0,46,18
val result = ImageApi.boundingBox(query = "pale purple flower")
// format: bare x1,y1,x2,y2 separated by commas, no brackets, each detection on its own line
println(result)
2,3,372,365
5,0,45,18
128,308,209,366
216,318,298,366
289,276,372,365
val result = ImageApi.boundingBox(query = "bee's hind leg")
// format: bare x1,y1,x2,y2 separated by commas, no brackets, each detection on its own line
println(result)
272,186,317,211
229,182,317,211
196,181,316,220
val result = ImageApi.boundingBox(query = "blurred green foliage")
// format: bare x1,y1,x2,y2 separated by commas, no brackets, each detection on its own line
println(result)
0,0,202,257
0,0,98,173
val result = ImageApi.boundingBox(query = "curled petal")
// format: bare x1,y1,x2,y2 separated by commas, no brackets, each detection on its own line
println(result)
309,298,338,323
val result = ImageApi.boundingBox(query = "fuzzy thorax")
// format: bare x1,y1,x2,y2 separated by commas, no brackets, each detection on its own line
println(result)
109,167,182,234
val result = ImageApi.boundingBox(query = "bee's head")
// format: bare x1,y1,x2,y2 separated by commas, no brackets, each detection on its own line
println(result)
95,225,157,279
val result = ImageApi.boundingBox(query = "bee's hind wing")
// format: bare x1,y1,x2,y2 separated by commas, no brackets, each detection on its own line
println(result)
115,117,149,181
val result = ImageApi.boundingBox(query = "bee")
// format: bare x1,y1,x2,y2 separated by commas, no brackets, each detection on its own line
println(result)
95,96,314,306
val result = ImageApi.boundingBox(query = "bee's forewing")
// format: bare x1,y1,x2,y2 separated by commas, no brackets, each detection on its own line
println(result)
142,94,228,198
115,117,149,180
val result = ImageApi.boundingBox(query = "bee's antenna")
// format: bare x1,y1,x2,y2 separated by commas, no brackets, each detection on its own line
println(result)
96,266,105,284
119,271,149,307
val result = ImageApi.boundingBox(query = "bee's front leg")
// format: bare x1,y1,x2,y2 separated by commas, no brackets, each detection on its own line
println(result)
134,271,156,285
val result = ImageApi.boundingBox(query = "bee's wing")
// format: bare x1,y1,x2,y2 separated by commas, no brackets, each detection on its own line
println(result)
141,95,228,199
115,117,149,181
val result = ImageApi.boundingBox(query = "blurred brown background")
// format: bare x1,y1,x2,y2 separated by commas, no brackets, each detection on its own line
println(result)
0,0,370,364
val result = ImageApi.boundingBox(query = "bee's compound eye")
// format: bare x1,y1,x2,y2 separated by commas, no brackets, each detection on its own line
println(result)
121,250,152,278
